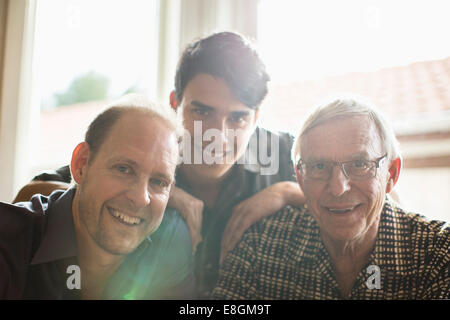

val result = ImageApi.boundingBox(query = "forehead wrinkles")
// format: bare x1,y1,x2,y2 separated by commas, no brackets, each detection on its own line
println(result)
101,114,178,167
126,135,178,164
301,115,383,159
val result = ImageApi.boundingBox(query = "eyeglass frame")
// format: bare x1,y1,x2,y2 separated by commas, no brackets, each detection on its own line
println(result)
296,154,388,181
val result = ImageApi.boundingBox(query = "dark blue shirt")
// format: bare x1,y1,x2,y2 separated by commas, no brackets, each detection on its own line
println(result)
0,188,194,299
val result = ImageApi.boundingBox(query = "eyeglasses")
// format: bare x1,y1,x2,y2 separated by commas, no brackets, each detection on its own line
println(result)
297,154,387,181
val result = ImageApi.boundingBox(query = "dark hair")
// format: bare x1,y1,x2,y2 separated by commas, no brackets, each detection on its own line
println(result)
84,107,124,162
174,31,270,109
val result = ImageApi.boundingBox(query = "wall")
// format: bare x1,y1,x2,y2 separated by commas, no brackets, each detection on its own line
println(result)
395,167,450,222
0,0,36,202
0,0,8,131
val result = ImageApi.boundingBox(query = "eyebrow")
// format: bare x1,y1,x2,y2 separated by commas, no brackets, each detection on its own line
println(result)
191,100,215,111
109,157,174,183
153,172,174,184
230,110,251,117
304,152,373,162
108,157,138,167
191,101,252,117
349,152,372,159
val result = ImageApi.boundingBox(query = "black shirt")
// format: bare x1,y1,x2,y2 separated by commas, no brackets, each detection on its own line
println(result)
31,127,296,298
0,188,194,299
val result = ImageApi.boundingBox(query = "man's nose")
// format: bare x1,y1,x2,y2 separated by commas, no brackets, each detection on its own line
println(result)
217,118,230,136
126,179,151,210
328,165,351,197
207,118,230,146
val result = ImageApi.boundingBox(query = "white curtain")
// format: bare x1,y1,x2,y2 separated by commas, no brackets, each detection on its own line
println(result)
156,0,259,104
0,0,37,202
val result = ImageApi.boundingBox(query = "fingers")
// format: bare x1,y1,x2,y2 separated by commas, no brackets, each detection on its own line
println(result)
188,221,202,253
189,228,202,254
221,210,240,253
187,211,203,254
169,188,204,254
220,217,236,264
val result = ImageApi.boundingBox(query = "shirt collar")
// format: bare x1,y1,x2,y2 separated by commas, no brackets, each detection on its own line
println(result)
295,209,337,276
287,205,324,264
281,198,417,299
292,197,414,276
30,188,78,265
370,198,415,275
175,126,281,184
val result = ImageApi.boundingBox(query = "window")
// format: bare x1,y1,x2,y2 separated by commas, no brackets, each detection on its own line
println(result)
31,0,159,175
257,0,450,221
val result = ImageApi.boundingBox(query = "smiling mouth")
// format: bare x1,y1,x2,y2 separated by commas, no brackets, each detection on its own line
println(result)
324,204,361,214
107,207,143,226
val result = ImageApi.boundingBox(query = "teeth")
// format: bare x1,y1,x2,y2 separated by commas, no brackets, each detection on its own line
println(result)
328,207,355,213
110,208,141,225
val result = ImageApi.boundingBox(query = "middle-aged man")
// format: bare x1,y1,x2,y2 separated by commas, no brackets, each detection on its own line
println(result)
18,32,306,298
0,95,194,299
213,97,450,299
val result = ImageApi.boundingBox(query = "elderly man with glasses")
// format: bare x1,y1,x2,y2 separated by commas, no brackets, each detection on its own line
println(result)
212,97,449,299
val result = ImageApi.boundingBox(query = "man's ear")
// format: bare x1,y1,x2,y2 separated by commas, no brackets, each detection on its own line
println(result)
71,142,90,184
386,157,401,193
295,164,305,191
169,91,178,111
253,109,260,126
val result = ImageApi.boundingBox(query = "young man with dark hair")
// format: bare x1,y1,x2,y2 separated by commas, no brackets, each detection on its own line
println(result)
19,32,305,298
168,32,305,297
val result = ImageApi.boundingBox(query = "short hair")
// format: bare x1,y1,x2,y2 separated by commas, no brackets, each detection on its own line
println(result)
292,96,401,165
85,93,183,162
174,31,270,109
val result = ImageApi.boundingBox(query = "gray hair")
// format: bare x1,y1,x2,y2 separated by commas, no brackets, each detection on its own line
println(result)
292,96,401,165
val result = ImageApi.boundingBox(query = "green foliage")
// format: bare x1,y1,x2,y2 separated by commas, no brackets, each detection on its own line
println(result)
122,83,143,95
53,71,110,107
122,83,146,96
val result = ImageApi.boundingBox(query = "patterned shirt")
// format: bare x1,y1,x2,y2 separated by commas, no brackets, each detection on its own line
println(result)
32,127,296,299
212,200,450,299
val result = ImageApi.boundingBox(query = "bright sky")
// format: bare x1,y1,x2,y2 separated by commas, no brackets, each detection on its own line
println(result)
258,0,450,83
33,0,159,108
